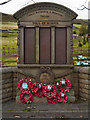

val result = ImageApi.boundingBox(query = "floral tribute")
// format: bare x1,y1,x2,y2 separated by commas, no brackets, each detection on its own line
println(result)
17,78,71,104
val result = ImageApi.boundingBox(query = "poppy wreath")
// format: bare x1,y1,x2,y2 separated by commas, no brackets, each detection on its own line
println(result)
17,78,72,104
20,90,34,104
43,85,58,103
17,78,31,92
46,97,57,104
31,82,44,97
57,78,71,92
57,90,68,103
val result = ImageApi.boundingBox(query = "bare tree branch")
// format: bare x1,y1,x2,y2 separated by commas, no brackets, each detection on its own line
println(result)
77,5,90,10
31,0,35,3
24,0,35,6
77,0,89,10
0,0,12,5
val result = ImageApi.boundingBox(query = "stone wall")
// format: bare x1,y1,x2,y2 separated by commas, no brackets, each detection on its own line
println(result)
79,67,90,101
1,67,17,103
1,67,89,103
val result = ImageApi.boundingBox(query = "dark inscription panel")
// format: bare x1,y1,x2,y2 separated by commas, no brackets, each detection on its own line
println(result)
39,27,51,64
24,27,36,64
55,27,67,64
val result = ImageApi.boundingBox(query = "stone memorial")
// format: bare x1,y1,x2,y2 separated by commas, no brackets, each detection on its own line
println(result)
14,2,78,103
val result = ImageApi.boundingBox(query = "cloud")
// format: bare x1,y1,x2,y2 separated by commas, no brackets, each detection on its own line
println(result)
0,0,88,19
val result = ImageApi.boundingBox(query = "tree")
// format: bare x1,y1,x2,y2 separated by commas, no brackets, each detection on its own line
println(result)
79,24,88,45
79,24,88,36
0,0,35,5
0,0,12,5
78,40,83,47
73,31,77,34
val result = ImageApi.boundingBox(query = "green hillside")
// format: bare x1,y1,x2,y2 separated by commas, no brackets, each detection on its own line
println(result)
0,12,17,22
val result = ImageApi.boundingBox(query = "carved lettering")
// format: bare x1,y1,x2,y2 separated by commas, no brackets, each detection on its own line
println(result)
28,10,63,17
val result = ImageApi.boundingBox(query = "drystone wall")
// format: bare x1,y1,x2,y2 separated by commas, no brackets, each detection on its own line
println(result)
79,67,90,101
1,67,17,103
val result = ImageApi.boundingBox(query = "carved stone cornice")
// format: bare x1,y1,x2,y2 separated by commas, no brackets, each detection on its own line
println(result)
13,2,78,20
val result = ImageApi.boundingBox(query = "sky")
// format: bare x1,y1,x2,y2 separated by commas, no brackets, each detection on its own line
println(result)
0,0,89,19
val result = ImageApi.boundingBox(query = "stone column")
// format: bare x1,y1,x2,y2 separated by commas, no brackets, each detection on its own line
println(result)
20,27,24,64
51,27,55,64
36,27,39,63
67,27,71,64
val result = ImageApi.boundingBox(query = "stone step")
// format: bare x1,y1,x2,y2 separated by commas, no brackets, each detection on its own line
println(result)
2,110,88,118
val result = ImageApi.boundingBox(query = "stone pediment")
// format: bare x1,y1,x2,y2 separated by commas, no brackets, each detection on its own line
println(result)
13,2,78,21
19,10,66,22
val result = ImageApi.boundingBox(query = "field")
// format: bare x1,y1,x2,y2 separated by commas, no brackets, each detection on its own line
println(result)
1,21,89,67
1,22,18,66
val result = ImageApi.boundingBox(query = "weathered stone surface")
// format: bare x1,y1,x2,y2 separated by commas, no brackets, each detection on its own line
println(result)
79,92,88,99
2,93,12,99
79,83,88,89
67,89,76,103
2,67,17,102
79,67,90,74
2,97,12,103
2,83,12,89
40,73,51,84
73,72,79,78
79,74,89,80
2,73,12,79
79,79,89,85
2,79,12,84
33,97,47,104
2,67,17,73
79,88,89,94
73,67,79,73
2,88,13,94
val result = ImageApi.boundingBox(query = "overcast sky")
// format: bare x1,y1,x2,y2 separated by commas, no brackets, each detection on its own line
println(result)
0,0,89,19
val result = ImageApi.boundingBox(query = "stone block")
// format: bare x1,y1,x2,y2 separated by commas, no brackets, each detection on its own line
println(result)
2,88,12,94
79,92,88,99
2,83,12,89
79,83,89,89
2,73,12,79
79,67,90,74
2,97,12,103
79,74,89,80
2,78,12,84
79,88,88,94
2,93,12,99
79,79,89,85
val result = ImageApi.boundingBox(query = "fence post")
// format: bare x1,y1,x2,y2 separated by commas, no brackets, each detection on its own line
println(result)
8,47,10,57
12,48,14,55
3,47,5,56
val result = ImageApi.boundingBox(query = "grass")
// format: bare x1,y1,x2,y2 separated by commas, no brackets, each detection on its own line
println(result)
3,62,17,67
1,22,18,66
73,24,81,34
73,24,81,28
3,57,16,61
8,109,13,111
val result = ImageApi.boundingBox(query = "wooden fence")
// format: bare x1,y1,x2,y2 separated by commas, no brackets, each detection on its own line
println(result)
1,47,17,67
1,47,90,67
